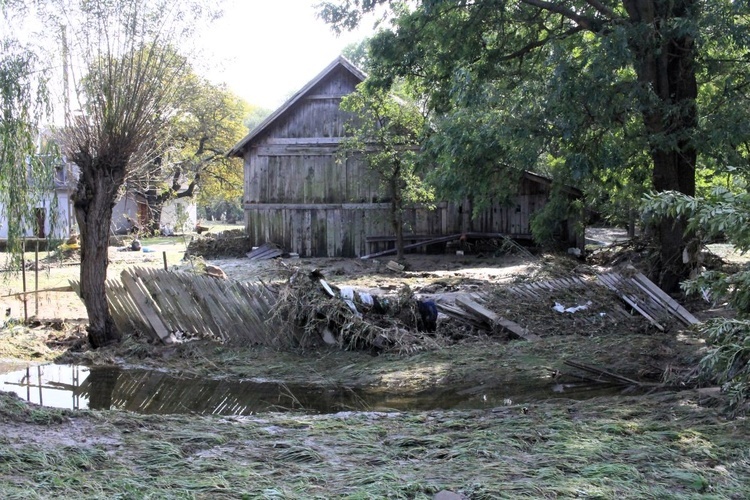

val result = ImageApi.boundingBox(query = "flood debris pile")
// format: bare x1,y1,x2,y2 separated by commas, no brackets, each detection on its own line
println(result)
185,233,254,259
269,268,451,353
99,258,699,356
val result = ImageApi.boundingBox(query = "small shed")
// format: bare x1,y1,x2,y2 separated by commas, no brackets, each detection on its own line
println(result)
230,56,582,257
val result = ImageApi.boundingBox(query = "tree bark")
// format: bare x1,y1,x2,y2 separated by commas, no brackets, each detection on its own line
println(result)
390,163,405,261
624,0,697,292
74,159,126,348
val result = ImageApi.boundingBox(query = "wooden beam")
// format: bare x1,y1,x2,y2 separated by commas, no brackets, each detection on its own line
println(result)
244,203,393,211
455,295,540,341
264,137,344,145
361,234,463,259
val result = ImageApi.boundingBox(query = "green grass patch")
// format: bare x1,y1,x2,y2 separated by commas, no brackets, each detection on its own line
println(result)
1,389,748,498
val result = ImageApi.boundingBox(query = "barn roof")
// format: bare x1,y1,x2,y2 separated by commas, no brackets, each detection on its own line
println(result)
228,55,367,158
522,171,582,197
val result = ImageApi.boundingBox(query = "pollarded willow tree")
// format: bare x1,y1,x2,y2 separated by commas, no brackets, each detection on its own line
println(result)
319,0,750,292
48,0,219,347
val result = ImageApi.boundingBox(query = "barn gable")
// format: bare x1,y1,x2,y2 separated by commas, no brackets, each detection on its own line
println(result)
229,56,366,157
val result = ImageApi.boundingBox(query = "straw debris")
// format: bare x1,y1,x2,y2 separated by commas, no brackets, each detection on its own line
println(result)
269,267,455,353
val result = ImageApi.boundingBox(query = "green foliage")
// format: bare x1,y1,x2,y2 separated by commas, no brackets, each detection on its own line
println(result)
243,106,272,131
531,188,584,248
644,188,750,414
342,38,371,71
169,76,250,205
644,189,750,254
0,9,57,261
340,85,434,208
321,0,750,287
644,188,750,313
698,319,750,416
340,84,434,257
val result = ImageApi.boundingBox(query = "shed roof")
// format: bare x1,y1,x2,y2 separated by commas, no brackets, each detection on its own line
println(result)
228,55,366,158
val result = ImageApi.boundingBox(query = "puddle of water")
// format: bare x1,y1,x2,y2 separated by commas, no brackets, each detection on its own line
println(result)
0,364,629,415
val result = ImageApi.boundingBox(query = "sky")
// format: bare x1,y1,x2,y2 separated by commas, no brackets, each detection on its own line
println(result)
196,0,378,111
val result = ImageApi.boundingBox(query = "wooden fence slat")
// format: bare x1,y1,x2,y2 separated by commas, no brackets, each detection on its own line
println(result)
121,270,174,344
455,295,540,341
630,271,700,325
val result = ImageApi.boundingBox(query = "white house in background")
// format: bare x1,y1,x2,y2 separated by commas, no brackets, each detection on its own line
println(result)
0,160,78,240
111,192,197,235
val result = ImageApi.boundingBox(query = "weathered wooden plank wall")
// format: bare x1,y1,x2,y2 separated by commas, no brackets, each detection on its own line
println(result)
245,202,462,257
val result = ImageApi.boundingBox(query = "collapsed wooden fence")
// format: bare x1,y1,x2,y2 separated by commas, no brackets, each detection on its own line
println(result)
72,268,277,345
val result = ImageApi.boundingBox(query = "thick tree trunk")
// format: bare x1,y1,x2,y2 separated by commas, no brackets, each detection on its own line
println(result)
390,173,405,261
624,0,697,292
74,162,126,348
392,198,405,261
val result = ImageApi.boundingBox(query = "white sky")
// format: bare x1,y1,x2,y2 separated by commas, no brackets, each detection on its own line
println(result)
196,0,377,110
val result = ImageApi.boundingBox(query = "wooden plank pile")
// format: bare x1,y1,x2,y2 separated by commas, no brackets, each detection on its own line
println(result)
246,242,284,260
454,295,540,341
596,269,699,330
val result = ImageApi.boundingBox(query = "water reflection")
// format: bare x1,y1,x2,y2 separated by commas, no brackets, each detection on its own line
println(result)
0,364,627,415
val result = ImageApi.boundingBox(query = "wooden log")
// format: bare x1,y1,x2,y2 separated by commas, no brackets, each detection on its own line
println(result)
455,296,540,341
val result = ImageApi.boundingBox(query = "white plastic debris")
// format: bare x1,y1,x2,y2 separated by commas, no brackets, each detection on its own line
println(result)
358,292,374,307
553,300,593,314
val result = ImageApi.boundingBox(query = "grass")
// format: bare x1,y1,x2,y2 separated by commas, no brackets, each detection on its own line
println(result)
0,390,747,499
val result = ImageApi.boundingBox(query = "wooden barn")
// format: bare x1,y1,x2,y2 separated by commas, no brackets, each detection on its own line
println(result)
229,56,582,257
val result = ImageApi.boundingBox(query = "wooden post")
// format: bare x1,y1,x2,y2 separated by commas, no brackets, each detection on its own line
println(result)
35,239,39,318
21,238,28,322
162,251,168,271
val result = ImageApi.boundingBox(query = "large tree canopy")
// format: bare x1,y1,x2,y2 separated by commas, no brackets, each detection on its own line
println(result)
124,70,250,235
320,0,750,291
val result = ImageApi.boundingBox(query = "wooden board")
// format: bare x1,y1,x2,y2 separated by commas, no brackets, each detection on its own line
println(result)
630,270,700,325
120,271,174,344
455,296,540,341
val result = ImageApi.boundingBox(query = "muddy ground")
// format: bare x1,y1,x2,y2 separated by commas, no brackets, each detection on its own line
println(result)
0,231,749,498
